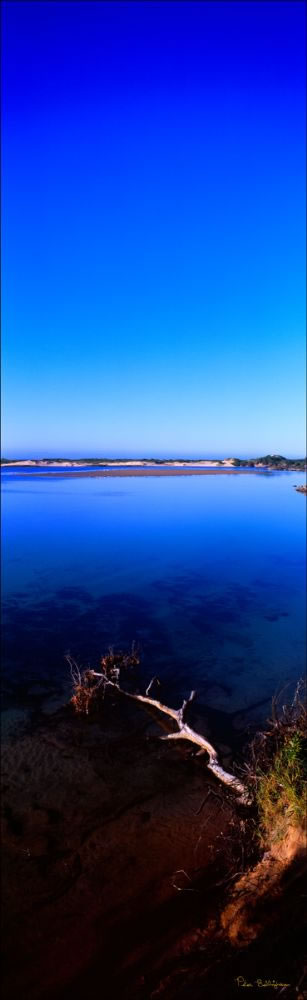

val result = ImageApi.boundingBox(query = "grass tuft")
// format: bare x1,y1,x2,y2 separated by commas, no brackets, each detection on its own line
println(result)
245,682,307,847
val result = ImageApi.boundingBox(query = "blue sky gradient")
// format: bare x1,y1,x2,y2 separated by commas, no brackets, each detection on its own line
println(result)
2,1,306,457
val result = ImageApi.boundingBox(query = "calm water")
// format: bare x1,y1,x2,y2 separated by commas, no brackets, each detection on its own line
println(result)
2,469,306,740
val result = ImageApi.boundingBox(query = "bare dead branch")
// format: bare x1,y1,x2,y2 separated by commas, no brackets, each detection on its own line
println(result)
77,663,250,803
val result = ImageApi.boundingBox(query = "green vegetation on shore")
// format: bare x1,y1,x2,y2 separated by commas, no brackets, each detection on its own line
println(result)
257,732,306,844
245,682,307,849
228,455,306,470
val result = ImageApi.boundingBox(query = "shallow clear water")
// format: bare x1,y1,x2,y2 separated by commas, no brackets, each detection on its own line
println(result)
2,469,306,736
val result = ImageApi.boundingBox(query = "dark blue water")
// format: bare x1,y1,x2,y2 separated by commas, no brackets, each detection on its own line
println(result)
2,469,306,740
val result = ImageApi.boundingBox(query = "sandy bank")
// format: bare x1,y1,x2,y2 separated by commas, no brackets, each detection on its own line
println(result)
3,698,305,1000
2,460,222,467
11,467,269,479
1,460,225,468
1,697,235,1000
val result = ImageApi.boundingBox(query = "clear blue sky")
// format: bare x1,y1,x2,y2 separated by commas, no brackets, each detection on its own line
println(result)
2,1,306,458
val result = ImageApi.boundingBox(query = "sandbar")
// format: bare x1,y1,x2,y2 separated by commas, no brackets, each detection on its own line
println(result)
12,467,270,479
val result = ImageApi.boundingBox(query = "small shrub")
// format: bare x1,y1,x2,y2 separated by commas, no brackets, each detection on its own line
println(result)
68,645,140,715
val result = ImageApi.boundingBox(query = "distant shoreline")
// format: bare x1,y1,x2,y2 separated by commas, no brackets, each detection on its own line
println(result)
2,459,239,468
2,455,306,472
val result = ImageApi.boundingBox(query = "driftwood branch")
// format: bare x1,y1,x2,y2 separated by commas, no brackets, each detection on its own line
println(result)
79,664,250,804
